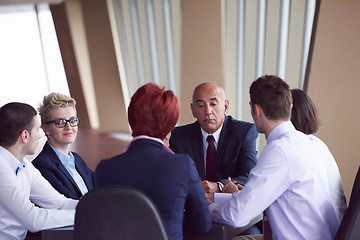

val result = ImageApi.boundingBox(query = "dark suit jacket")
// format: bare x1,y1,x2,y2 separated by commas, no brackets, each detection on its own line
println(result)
95,139,212,240
32,142,94,200
169,115,258,186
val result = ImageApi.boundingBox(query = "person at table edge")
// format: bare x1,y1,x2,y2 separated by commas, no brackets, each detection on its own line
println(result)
0,102,78,240
169,82,258,193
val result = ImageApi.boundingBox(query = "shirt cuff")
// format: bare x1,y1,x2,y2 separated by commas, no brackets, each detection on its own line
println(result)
209,202,219,213
214,192,233,205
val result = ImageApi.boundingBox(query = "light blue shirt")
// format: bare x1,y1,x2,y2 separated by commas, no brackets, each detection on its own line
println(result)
210,121,342,240
50,145,88,196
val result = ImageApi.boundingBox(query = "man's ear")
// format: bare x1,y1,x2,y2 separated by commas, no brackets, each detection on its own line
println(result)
190,103,197,118
224,99,229,115
20,130,29,143
254,104,262,118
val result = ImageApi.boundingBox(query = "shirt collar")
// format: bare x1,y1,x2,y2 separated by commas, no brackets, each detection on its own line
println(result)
0,146,28,176
123,135,174,154
267,120,296,144
201,123,223,144
49,144,74,167
15,160,27,176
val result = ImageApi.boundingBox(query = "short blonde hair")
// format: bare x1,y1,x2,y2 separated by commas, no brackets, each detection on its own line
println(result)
38,92,76,125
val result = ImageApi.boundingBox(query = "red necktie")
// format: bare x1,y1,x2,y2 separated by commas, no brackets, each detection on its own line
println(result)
206,135,217,181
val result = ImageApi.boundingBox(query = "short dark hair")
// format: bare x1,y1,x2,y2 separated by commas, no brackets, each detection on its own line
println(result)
291,89,319,134
249,75,292,120
128,83,179,139
0,102,37,147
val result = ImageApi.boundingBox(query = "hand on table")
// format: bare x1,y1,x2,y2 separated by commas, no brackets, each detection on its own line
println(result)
201,180,221,193
205,193,214,204
222,177,243,193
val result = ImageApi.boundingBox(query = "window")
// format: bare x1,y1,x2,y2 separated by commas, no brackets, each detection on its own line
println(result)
0,3,69,108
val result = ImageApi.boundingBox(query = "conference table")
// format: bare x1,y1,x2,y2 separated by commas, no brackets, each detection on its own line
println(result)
42,214,262,240
42,226,73,240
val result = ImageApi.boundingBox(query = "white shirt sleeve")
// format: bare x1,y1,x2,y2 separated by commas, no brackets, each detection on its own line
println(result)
214,192,233,204
210,144,291,227
29,164,78,210
209,193,232,212
0,160,77,233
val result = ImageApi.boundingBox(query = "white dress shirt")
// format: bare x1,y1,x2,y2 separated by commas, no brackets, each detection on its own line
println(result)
0,146,78,240
309,135,347,223
210,121,342,240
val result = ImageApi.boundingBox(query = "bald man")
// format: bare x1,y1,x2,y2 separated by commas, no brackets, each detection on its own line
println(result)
169,82,258,194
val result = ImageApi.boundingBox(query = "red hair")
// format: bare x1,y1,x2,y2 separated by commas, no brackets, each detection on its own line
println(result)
128,83,179,139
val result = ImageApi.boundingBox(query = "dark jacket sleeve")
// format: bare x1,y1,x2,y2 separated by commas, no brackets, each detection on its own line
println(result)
169,129,180,153
215,116,258,186
182,155,212,234
225,123,258,186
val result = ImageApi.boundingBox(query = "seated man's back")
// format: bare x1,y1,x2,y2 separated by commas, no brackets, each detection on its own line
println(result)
209,75,345,240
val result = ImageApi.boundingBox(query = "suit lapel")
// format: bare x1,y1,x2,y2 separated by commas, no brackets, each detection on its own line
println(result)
217,116,231,165
190,122,205,179
45,143,82,194
74,155,93,190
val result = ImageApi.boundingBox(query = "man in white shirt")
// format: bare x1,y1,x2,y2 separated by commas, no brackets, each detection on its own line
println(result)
207,75,342,240
0,102,78,240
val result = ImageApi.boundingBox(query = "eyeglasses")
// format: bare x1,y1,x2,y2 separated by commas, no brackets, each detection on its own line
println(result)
46,118,80,128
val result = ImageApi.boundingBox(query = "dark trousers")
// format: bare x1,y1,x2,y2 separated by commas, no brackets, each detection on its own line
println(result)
25,231,42,240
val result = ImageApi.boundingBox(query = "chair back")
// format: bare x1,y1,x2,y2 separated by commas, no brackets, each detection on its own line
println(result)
349,167,360,207
335,167,360,240
74,185,169,240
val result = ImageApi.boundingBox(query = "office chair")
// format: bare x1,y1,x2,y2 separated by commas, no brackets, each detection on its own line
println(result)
73,185,169,240
335,167,360,240
183,215,262,240
349,167,360,207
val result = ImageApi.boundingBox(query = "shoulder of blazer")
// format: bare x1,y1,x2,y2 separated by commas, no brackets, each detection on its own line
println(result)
72,152,87,165
223,115,254,132
219,116,256,144
172,120,201,137
33,142,61,167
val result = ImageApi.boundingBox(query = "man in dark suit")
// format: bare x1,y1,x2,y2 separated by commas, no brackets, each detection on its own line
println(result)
169,82,258,194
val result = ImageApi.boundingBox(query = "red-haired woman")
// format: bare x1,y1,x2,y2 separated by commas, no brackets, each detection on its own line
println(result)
95,83,212,240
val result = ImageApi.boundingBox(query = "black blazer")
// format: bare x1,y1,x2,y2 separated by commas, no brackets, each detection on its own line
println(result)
95,139,212,240
169,115,258,186
32,142,94,199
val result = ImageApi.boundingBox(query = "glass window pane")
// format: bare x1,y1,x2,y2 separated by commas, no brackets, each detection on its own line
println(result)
0,4,69,108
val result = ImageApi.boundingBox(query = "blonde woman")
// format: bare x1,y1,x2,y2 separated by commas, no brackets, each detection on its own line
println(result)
33,93,94,200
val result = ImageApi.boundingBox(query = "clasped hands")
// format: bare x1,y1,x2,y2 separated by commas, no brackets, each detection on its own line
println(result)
202,177,243,204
